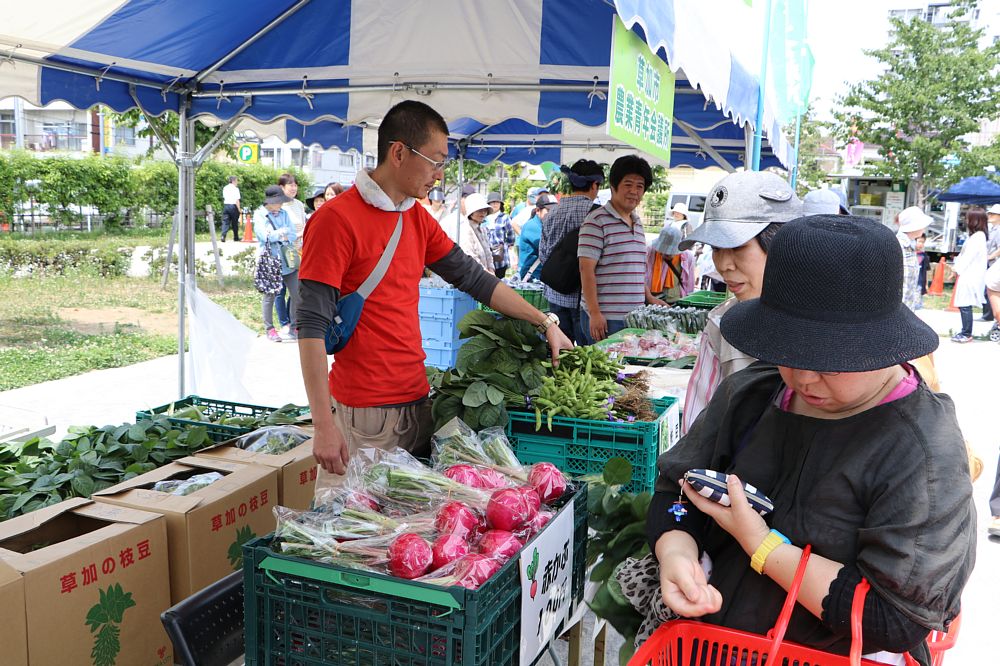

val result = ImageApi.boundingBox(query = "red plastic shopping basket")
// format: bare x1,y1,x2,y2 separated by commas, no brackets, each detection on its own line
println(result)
628,545,957,666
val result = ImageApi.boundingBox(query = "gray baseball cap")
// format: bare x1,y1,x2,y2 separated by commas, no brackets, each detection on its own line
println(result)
679,171,802,250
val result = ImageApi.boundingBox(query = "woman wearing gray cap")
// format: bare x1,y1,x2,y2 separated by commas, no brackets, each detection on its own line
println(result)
678,171,803,433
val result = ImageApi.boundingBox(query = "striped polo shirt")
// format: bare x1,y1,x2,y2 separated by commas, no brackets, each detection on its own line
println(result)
577,202,647,319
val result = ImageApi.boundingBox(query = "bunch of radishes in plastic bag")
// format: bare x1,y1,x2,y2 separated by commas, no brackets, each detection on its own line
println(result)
271,422,572,589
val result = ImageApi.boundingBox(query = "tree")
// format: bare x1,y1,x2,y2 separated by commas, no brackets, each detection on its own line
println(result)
108,108,238,160
833,5,1000,205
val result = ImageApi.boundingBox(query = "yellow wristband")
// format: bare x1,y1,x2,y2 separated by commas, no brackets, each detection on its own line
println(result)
750,529,791,574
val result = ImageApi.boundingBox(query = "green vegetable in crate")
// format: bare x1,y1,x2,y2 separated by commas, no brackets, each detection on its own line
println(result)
545,345,623,381
0,417,211,520
428,311,549,431
532,368,624,430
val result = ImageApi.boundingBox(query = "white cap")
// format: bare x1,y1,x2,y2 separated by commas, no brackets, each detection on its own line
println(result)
897,206,932,233
671,202,689,217
987,204,1000,216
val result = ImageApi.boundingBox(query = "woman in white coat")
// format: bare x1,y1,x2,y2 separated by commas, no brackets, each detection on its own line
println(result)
458,192,496,274
951,207,989,343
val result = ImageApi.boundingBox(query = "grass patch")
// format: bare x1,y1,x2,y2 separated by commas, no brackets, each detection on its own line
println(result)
0,326,176,391
0,271,263,390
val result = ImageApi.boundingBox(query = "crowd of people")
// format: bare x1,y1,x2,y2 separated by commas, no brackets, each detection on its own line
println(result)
224,98,983,666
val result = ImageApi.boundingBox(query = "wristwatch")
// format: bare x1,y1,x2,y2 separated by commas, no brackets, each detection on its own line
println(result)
535,312,560,334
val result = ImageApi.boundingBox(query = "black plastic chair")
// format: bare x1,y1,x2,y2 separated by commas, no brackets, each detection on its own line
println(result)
160,571,245,666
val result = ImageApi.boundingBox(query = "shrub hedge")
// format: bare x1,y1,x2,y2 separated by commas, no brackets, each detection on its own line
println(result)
0,239,132,276
0,150,311,228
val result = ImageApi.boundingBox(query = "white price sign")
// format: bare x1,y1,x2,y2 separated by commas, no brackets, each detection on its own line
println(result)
519,497,575,666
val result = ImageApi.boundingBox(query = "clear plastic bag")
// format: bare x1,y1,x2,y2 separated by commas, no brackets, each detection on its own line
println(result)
346,446,489,514
152,472,224,496
431,417,490,467
235,425,310,454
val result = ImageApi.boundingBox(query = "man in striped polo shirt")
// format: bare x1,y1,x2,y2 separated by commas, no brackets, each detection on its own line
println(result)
578,155,666,343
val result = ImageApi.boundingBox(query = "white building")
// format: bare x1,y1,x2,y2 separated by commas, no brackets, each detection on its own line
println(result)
258,135,374,189
0,99,160,158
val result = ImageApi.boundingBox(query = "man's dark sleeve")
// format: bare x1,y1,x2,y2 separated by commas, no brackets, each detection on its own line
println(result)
427,244,502,304
297,279,340,339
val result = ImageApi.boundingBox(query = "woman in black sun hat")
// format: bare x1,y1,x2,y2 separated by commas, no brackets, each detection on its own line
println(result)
633,214,974,665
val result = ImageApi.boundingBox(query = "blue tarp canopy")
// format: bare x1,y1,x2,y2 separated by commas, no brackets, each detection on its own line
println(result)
1,0,789,170
935,176,1000,205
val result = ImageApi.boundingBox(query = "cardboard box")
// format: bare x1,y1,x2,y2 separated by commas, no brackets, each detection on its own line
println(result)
0,559,28,666
0,498,172,666
196,428,318,509
93,456,278,604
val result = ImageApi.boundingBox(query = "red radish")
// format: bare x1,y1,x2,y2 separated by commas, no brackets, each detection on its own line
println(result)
486,488,537,531
444,464,483,488
431,534,470,570
477,529,523,561
435,501,483,540
514,510,554,541
346,491,380,512
528,463,567,503
454,553,503,588
476,467,509,489
518,486,542,513
388,533,433,579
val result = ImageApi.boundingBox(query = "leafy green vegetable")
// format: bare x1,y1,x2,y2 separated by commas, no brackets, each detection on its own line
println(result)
0,416,214,520
586,457,649,666
429,312,548,431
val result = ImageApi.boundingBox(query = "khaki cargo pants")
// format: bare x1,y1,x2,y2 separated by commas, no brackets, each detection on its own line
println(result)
316,396,434,491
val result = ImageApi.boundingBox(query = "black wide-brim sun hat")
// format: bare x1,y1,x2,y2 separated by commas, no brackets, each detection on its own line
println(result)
720,214,939,372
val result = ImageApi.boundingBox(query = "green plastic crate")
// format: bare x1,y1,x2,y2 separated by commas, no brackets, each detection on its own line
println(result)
675,289,727,309
242,485,588,666
479,288,549,314
135,395,302,443
506,397,679,494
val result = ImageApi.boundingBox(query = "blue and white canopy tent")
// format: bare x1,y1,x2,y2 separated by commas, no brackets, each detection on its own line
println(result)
0,0,790,396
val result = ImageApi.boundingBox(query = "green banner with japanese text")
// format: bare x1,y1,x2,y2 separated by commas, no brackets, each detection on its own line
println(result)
607,17,676,165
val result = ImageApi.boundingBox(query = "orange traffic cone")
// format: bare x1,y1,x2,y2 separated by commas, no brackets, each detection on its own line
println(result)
242,211,255,242
946,276,959,312
927,258,945,296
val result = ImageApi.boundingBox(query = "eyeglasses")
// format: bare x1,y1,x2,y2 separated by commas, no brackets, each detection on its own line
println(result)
398,142,452,171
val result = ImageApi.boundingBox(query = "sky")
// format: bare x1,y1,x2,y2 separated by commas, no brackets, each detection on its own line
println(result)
805,0,896,121
802,0,1000,121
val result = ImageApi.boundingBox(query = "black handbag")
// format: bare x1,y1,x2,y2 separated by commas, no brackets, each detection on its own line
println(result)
540,227,582,294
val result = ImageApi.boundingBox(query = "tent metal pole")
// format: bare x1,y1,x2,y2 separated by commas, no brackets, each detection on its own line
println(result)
192,0,312,85
191,82,608,98
0,51,166,91
456,154,465,241
176,103,190,398
129,86,176,161
192,97,251,165
672,118,737,172
790,111,803,189
185,119,197,279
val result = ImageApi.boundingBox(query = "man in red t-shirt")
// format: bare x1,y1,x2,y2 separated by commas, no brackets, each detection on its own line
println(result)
298,100,573,476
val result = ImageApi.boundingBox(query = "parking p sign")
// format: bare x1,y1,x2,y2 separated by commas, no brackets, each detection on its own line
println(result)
237,143,259,163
